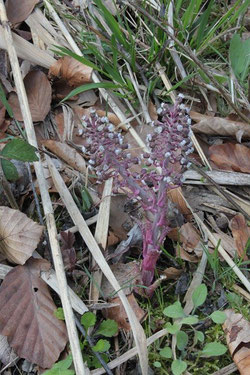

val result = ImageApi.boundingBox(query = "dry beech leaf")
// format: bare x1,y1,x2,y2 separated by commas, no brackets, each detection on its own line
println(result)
0,335,17,366
42,140,86,174
6,0,39,24
180,222,202,255
0,258,67,368
167,187,192,222
163,267,183,280
101,262,141,299
191,111,250,141
49,56,92,86
177,247,199,263
0,207,43,264
223,309,250,375
103,294,145,331
209,143,250,173
8,71,52,122
230,214,250,260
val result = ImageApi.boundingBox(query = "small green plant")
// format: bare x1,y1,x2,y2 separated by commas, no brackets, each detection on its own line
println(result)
153,284,227,374
51,310,118,372
80,312,118,369
0,138,39,181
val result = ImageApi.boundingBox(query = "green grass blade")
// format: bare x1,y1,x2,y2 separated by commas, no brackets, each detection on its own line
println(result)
60,82,121,102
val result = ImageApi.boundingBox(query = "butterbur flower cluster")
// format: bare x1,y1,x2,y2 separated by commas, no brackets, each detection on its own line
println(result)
81,96,193,290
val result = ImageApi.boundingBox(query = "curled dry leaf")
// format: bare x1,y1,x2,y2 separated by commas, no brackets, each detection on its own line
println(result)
103,294,145,331
42,140,86,174
223,309,250,375
180,222,203,256
0,206,43,264
230,213,250,260
6,0,39,25
167,187,192,222
209,143,250,173
8,71,52,122
0,258,68,368
49,56,92,86
191,111,250,141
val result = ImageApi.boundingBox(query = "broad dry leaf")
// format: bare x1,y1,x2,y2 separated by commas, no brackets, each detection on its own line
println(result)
191,111,250,141
42,140,86,174
163,267,183,280
180,223,201,252
177,247,199,263
230,214,250,260
0,335,17,366
223,309,250,375
0,207,43,264
101,262,141,299
0,258,68,368
209,143,250,173
167,187,192,222
49,56,92,86
103,294,145,331
8,71,52,122
6,0,39,24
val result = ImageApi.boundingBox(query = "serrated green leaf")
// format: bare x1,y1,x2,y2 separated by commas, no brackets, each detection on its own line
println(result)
192,284,207,308
180,316,199,325
171,359,187,375
159,346,172,359
201,342,227,357
1,159,19,181
43,355,74,375
210,311,227,324
81,311,96,330
165,322,181,334
1,139,38,162
96,319,118,337
93,339,110,353
176,331,188,351
54,307,65,320
163,301,185,319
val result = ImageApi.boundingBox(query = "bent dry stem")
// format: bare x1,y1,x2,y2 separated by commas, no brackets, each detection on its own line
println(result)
81,96,193,290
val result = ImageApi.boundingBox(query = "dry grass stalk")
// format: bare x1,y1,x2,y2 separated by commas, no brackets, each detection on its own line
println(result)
47,156,148,375
0,2,89,374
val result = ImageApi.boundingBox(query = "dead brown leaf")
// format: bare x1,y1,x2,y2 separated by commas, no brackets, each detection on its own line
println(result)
42,140,86,174
6,0,39,25
101,262,141,299
60,231,76,272
0,207,43,264
167,187,192,222
49,56,92,86
162,267,183,280
103,294,145,331
180,222,202,256
191,111,250,141
209,143,250,173
177,247,199,263
8,71,52,122
230,214,249,260
0,258,67,368
223,309,250,375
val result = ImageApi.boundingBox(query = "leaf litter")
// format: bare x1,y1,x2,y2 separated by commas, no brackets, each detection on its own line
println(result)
0,0,249,374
